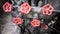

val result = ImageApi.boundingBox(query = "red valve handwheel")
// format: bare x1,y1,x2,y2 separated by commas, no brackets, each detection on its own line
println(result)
13,17,23,25
42,4,54,16
31,19,40,27
43,24,48,30
20,3,31,14
2,2,12,12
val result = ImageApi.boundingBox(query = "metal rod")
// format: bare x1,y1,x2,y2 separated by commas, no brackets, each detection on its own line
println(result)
31,0,35,6
54,10,60,12
49,26,60,34
45,0,48,4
